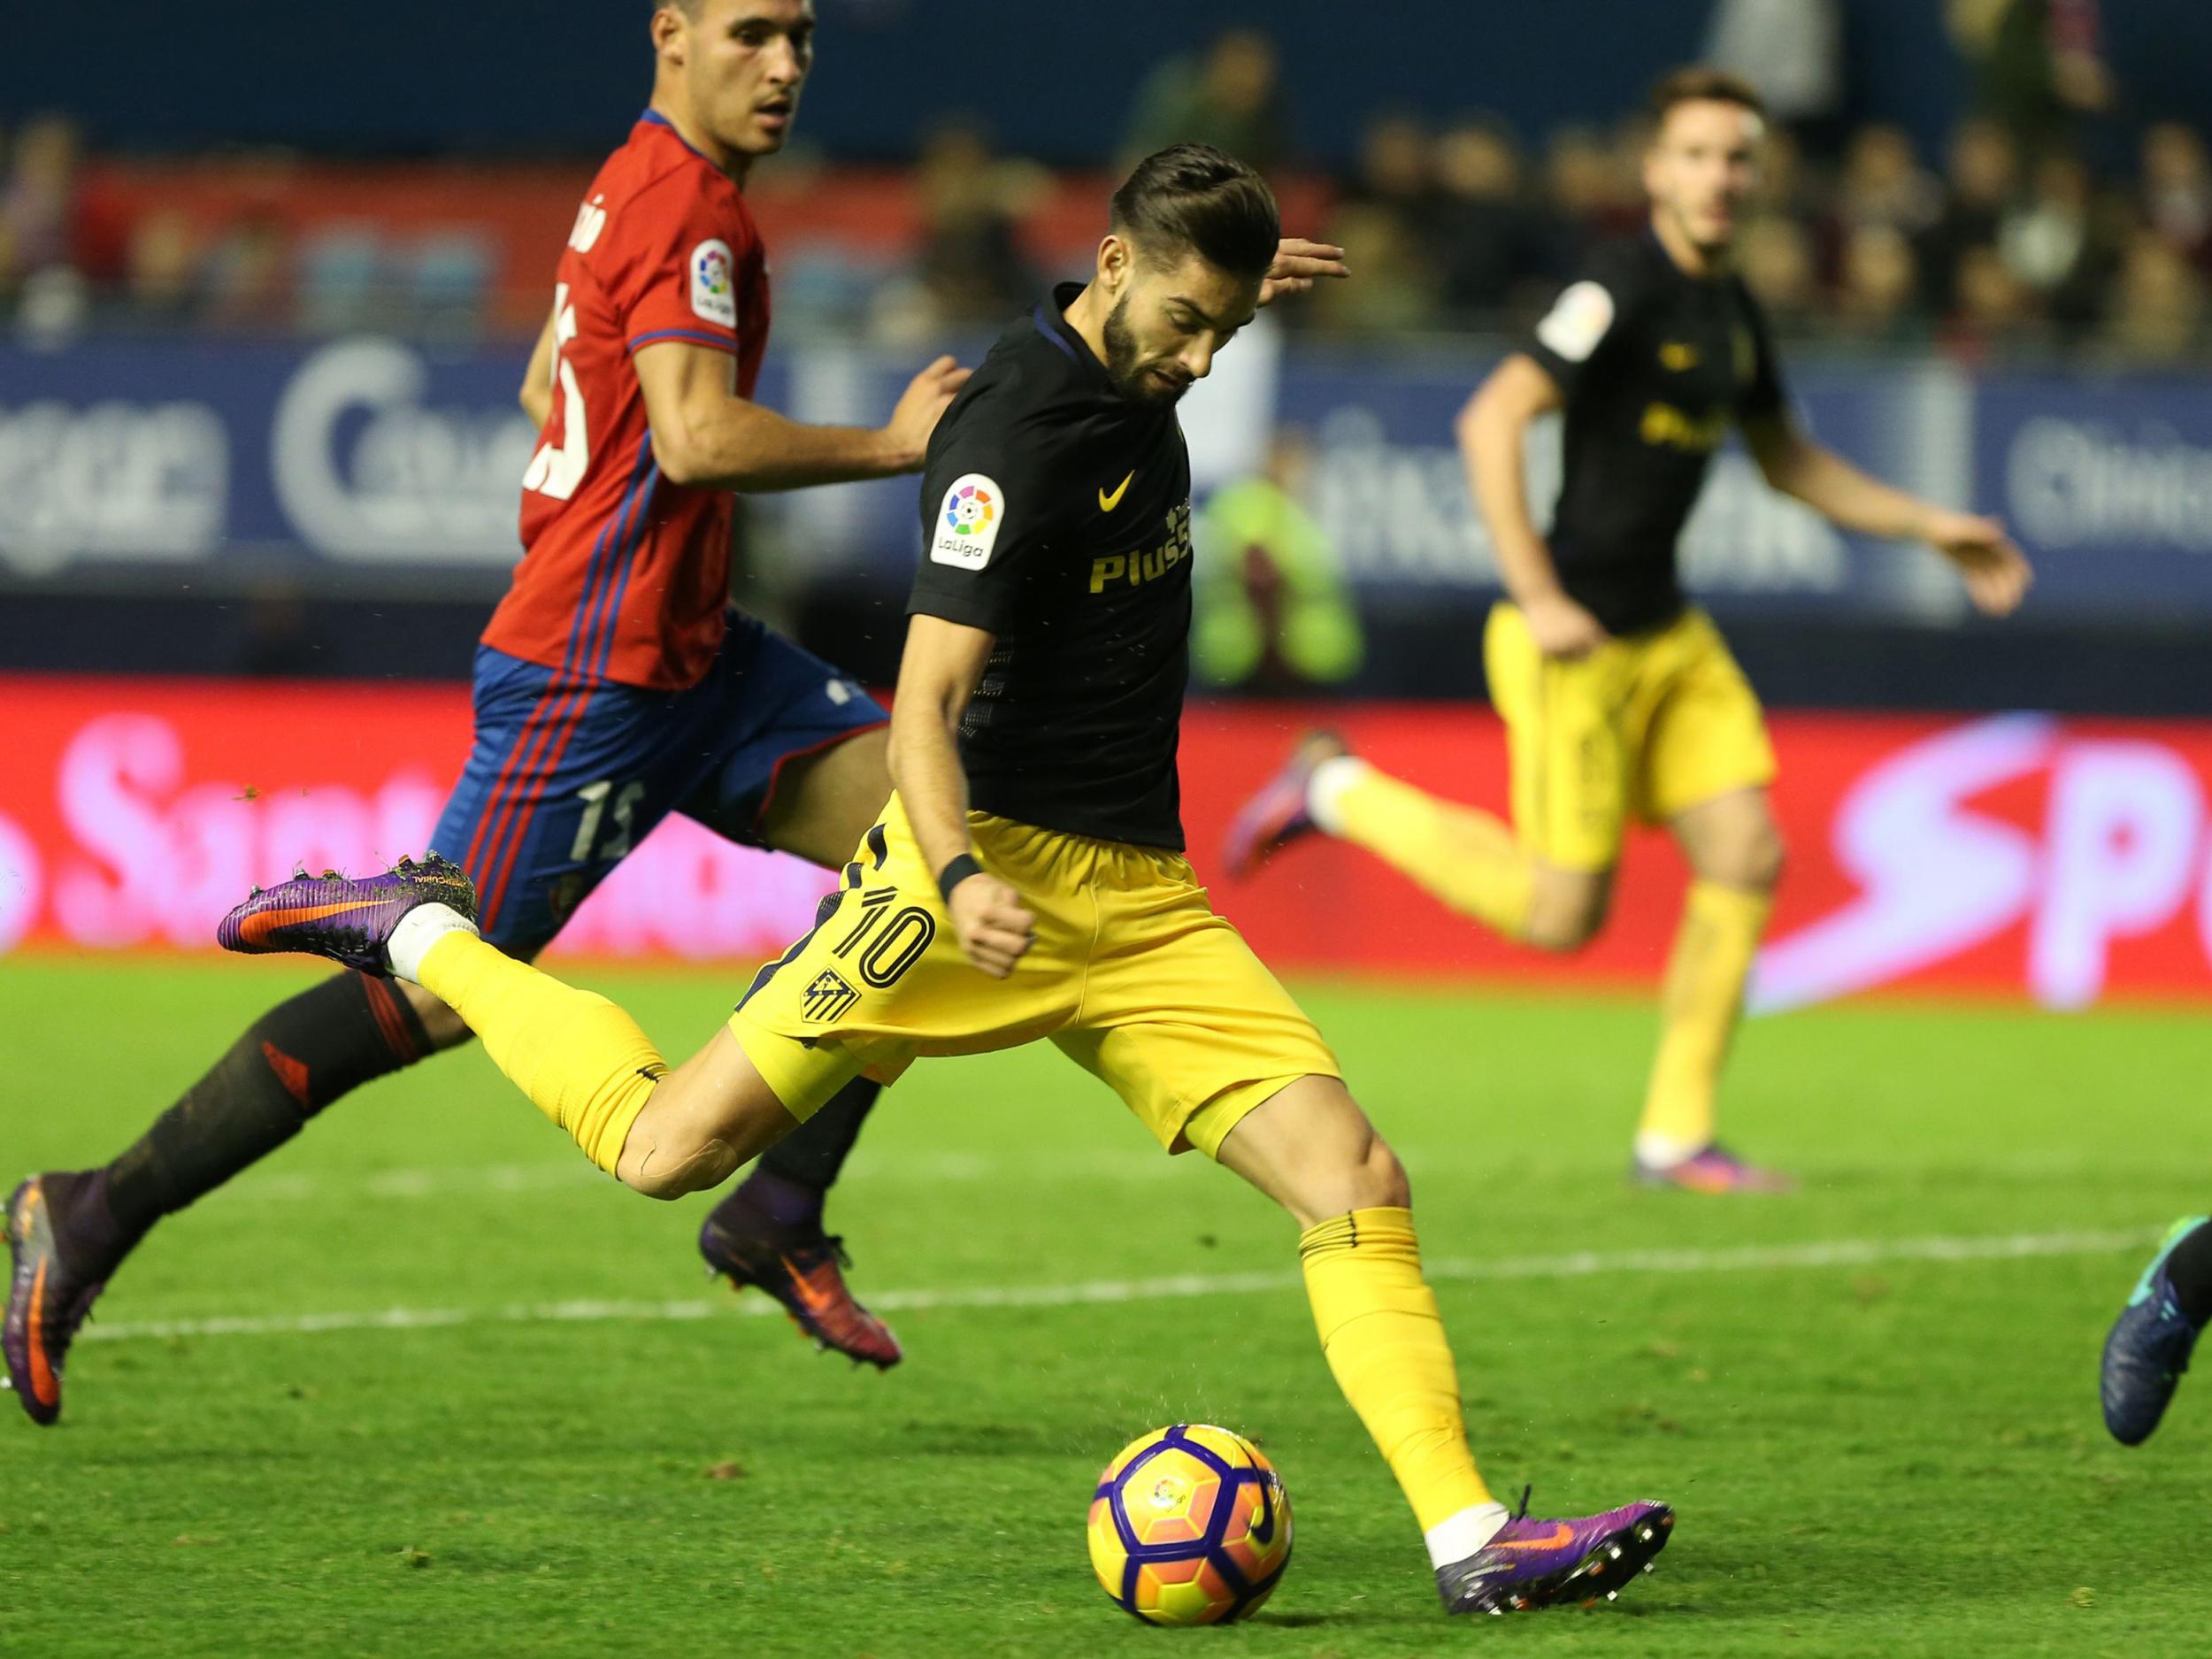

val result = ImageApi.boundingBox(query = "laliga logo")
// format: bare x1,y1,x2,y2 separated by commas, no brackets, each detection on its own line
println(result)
1754,715,2212,1011
944,480,995,537
695,244,733,297
271,338,540,562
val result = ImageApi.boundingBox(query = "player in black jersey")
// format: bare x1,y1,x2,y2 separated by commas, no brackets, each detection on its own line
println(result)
1229,69,2031,1194
219,146,1678,1617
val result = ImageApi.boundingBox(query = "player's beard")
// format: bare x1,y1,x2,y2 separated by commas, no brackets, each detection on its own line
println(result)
1102,295,1190,406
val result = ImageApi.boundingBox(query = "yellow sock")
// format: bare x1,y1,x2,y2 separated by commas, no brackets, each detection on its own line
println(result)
1638,880,1772,1156
1299,1207,1493,1533
416,930,665,1174
1311,759,1532,941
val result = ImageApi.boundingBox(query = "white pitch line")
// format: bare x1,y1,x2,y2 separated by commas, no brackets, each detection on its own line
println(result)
77,1226,2156,1348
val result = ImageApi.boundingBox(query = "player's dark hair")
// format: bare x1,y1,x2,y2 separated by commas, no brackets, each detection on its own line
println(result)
1648,66,1767,127
1110,143,1280,281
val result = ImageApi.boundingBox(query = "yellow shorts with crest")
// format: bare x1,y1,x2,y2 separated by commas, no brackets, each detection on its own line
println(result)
1484,601,1776,872
728,795,1340,1158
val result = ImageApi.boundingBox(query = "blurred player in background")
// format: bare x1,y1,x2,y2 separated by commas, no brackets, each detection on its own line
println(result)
5,0,969,1424
207,144,1677,1620
2101,1214,2211,1444
1227,68,2032,1194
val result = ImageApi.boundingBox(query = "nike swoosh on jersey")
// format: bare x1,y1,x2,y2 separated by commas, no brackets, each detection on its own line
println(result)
238,899,389,948
1098,471,1135,512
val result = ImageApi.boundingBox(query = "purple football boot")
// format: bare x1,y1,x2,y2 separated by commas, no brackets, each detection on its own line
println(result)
4,1179,105,1426
216,853,477,973
1437,1489,1674,1616
1633,1143,1795,1195
1222,731,1348,880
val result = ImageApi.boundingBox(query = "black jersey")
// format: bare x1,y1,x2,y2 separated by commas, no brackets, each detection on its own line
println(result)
1521,232,1788,636
907,284,1194,850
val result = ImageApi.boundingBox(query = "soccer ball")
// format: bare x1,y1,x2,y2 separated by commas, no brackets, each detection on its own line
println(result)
1086,1423,1293,1625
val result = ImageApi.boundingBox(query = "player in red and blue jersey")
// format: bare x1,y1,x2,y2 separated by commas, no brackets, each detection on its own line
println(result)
4,0,958,1423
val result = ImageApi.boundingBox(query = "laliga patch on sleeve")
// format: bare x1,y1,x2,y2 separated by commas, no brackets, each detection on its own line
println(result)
931,473,1004,570
689,239,738,328
1534,280,1616,363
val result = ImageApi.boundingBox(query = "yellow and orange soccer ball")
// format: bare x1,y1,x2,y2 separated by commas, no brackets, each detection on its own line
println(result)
1086,1424,1294,1625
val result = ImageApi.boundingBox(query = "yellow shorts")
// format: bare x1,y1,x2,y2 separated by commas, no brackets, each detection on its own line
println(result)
728,795,1340,1158
1483,602,1776,872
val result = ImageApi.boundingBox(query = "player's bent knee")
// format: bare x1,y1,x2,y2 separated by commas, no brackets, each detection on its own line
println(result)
1744,824,1786,892
1283,1130,1409,1226
1354,1137,1412,1210
1704,820,1786,893
624,1138,740,1200
1525,870,1609,952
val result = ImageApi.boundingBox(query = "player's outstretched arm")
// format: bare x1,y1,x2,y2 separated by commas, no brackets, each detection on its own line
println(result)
635,341,970,492
1743,413,2033,616
887,614,1036,979
1458,354,1609,657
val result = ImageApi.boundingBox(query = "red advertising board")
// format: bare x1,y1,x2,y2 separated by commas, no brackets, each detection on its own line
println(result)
4,676,2211,1008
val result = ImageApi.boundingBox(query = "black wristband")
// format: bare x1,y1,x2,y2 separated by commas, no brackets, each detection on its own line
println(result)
936,853,985,903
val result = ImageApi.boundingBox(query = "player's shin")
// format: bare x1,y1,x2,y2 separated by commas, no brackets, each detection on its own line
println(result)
395,910,666,1179
1637,879,1770,1163
42,972,434,1276
1298,1207,1507,1567
1309,759,1534,941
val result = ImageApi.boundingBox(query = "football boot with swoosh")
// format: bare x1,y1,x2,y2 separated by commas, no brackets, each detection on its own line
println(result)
4,1179,104,1426
217,854,476,973
698,1209,902,1371
1436,1488,1674,1616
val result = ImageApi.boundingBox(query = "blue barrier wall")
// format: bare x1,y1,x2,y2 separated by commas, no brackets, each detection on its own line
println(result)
6,331,2208,624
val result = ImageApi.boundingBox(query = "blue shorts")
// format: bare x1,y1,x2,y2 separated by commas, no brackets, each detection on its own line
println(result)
429,611,886,954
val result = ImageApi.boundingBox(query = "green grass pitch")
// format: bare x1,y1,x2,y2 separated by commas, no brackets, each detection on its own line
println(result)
3,956,2209,1657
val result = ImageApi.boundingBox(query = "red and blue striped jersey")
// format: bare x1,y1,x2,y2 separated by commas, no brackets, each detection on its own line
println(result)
486,111,772,690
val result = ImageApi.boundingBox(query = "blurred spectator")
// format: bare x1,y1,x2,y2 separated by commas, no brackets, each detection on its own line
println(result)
1736,217,1819,331
873,119,1045,347
1832,224,1927,345
1944,242,2041,358
1918,119,2021,314
1543,123,1641,267
1430,117,1548,322
1949,0,2113,161
2096,230,2208,365
202,211,292,332
119,207,201,326
1346,111,1431,220
1750,127,1816,225
1122,28,1290,174
1702,0,1845,154
2,114,84,277
1999,150,2111,329
1304,203,1437,335
1833,126,1944,239
1193,429,1363,692
2141,123,2212,268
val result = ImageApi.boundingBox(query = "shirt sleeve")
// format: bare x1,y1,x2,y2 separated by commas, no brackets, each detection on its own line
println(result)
906,390,1061,634
608,173,749,358
1734,283,1789,422
1521,252,1638,399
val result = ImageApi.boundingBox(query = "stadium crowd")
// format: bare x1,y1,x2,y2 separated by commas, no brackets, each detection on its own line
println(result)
2,10,2207,363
